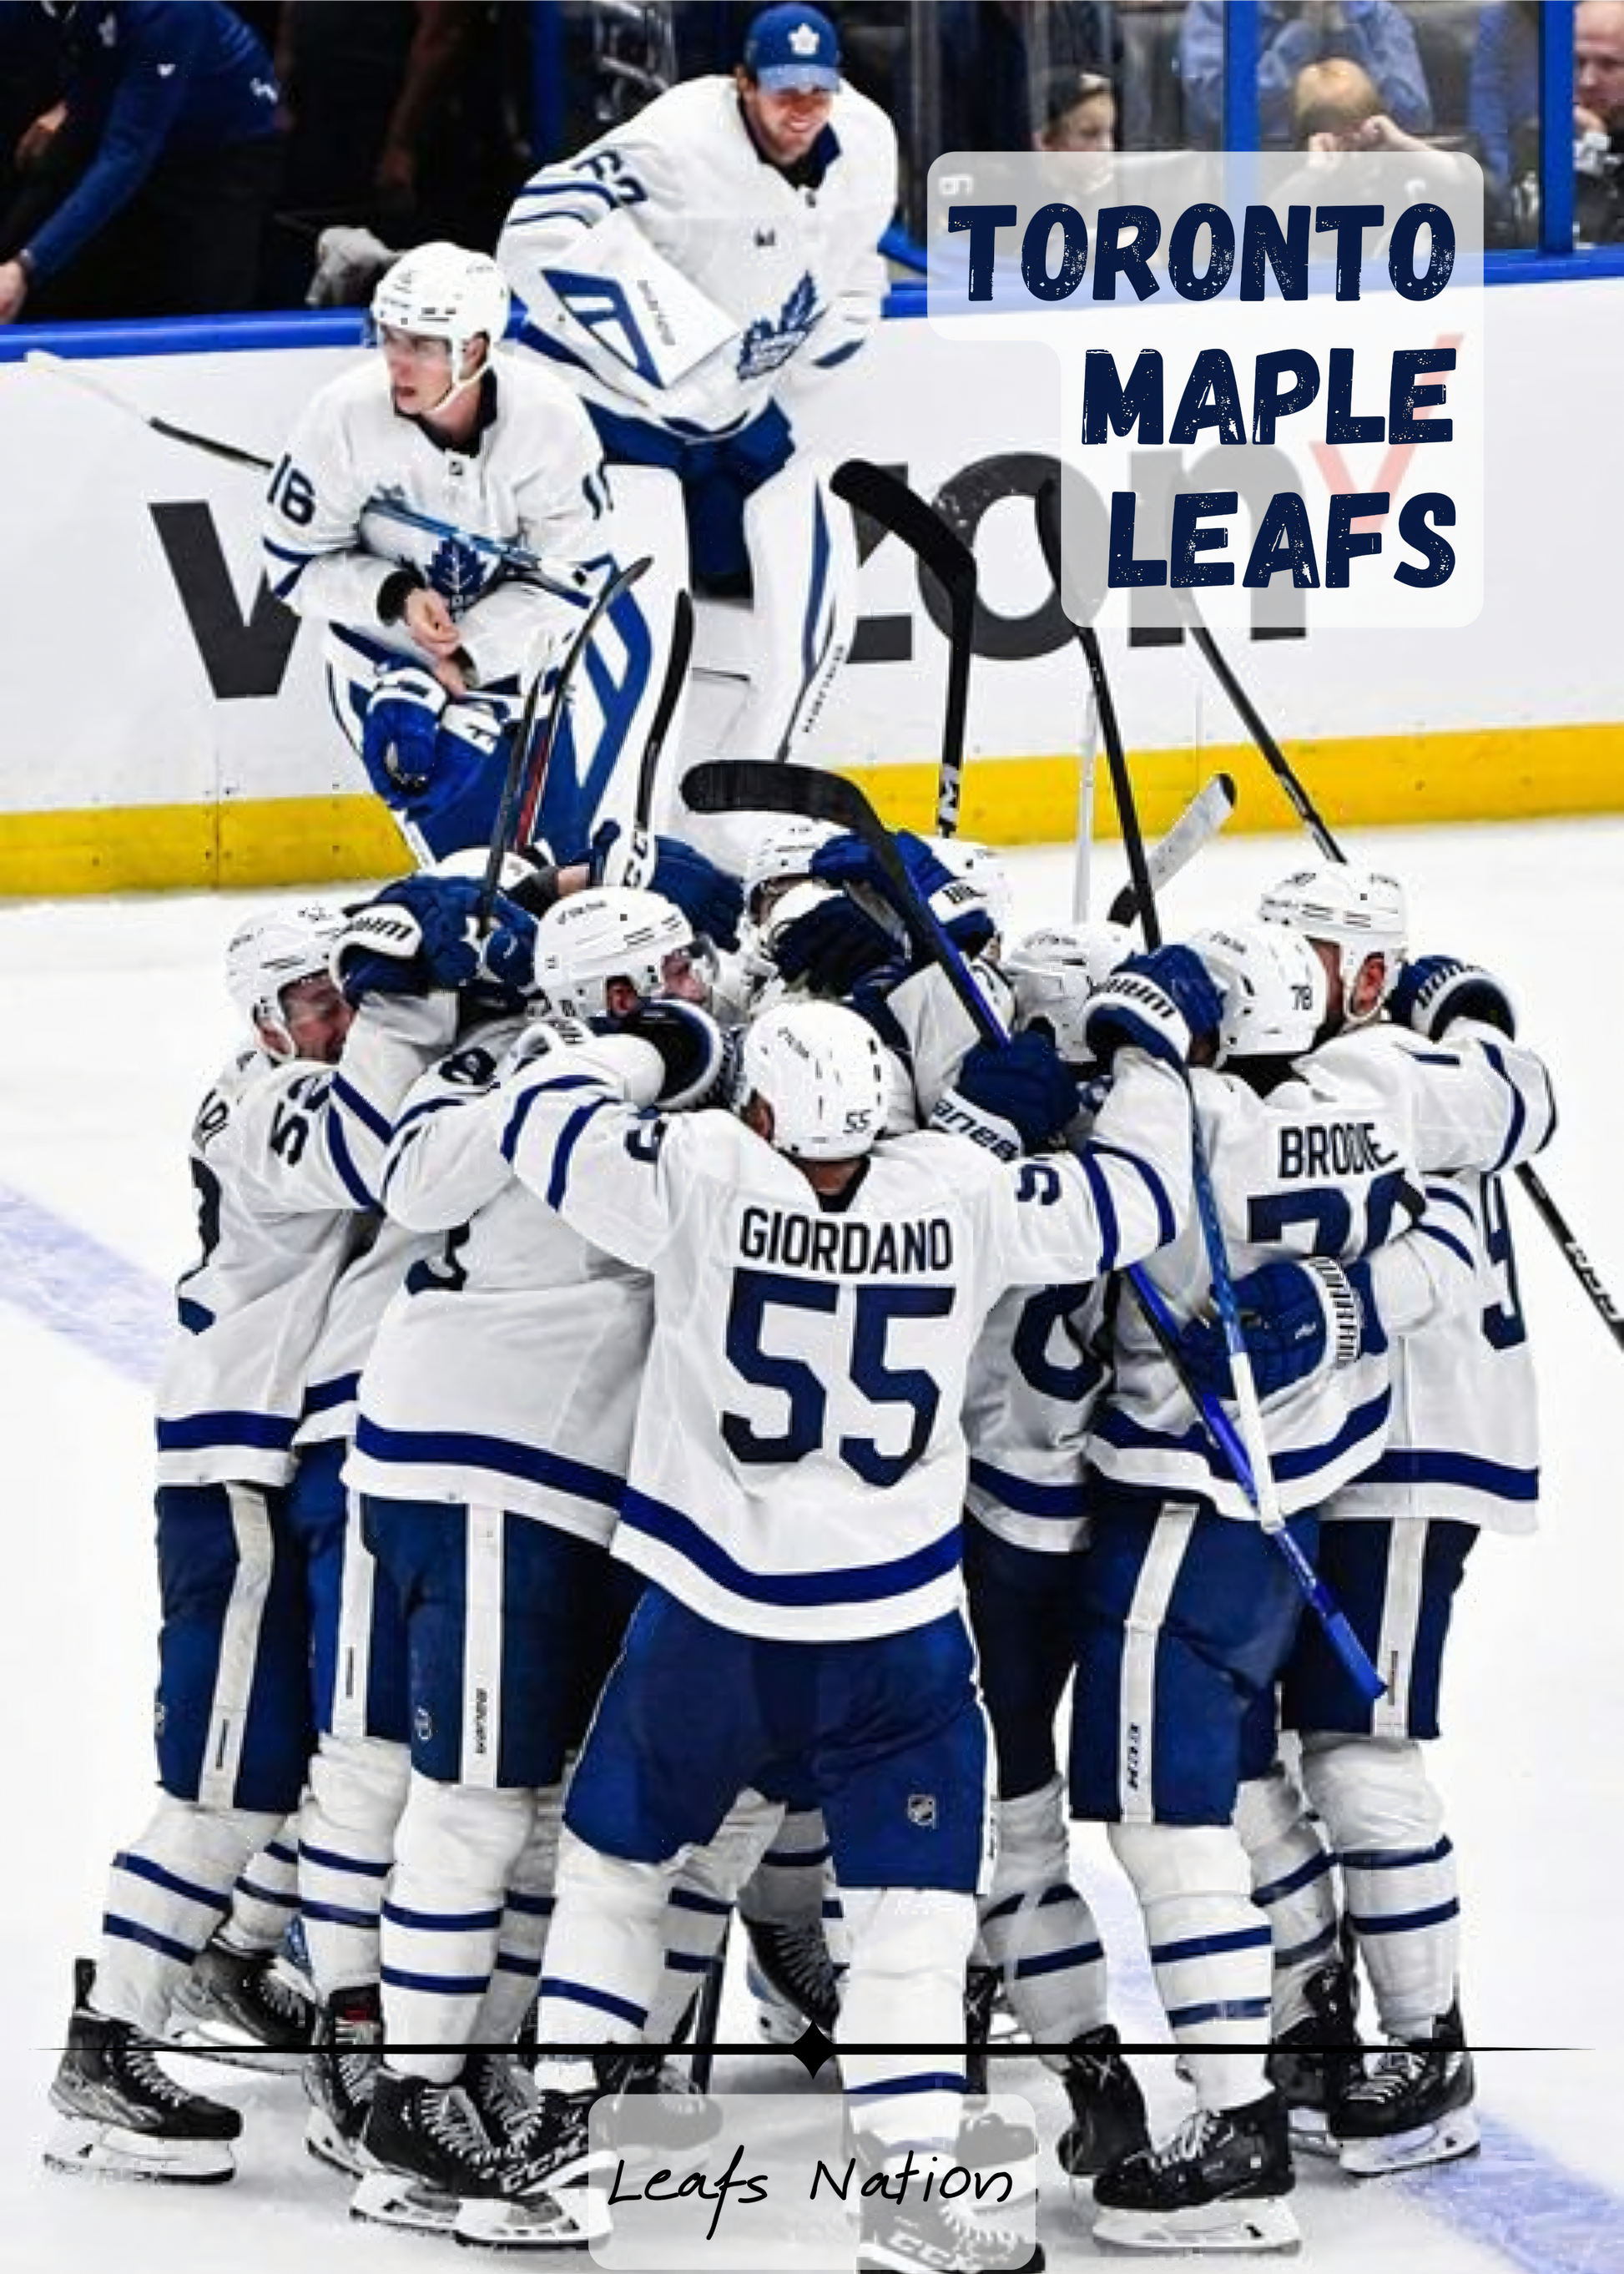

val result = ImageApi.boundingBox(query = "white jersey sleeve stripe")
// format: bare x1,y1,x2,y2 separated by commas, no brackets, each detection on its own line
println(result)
1087,1137,1180,1263
619,1485,961,1610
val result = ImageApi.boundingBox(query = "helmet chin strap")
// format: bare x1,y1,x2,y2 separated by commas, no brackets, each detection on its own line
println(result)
419,339,488,421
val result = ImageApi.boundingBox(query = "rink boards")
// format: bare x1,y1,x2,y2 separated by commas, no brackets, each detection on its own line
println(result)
0,275,1619,894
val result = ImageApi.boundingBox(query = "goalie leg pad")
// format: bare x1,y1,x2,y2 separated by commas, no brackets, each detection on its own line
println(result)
719,454,855,769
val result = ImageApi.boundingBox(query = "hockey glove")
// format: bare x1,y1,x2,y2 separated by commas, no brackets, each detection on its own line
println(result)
361,664,446,799
768,883,900,994
1082,945,1223,1068
586,821,744,950
418,698,507,823
812,829,996,957
1387,955,1516,1040
930,1032,1080,1161
618,1001,731,1109
1178,1256,1375,1402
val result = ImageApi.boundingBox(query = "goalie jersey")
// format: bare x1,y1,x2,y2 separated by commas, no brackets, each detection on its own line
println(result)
494,1048,1190,1643
498,76,898,441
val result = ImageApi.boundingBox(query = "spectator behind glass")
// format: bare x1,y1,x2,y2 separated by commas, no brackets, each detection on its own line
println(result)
1178,0,1431,148
938,2,1122,153
1573,0,1624,240
1033,63,1118,151
1469,1,1538,194
1290,53,1434,151
0,0,281,324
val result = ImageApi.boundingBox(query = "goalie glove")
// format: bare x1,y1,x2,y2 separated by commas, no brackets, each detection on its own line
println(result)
1388,955,1516,1040
361,664,446,798
929,1032,1080,1161
1178,1256,1376,1403
618,1001,730,1109
1082,945,1223,1068
586,820,744,950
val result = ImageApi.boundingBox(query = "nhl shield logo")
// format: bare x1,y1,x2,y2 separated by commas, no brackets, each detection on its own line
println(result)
906,1792,938,1829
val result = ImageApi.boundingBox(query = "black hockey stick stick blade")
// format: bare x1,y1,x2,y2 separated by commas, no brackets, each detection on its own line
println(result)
1107,772,1239,928
830,460,976,595
633,587,695,830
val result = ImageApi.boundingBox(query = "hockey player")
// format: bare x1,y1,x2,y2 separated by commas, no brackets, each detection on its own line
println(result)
1226,868,1557,2176
482,963,1214,2274
262,241,622,863
44,896,461,2185
1070,918,1471,2255
496,5,900,804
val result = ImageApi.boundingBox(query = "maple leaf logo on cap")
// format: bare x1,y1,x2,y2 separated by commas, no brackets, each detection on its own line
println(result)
789,20,820,54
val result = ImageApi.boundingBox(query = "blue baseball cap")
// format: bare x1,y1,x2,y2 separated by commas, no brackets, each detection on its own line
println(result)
743,5,841,93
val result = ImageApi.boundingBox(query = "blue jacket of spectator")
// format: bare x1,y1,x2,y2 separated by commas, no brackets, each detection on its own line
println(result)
1470,0,1540,194
1178,0,1432,147
27,0,279,283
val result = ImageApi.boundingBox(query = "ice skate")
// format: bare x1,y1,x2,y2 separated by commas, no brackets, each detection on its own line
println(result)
1057,2024,1151,2178
1092,2090,1299,2254
45,1958,241,2185
169,1935,316,2069
1267,1959,1359,2156
303,1983,382,2176
1334,2003,1479,2176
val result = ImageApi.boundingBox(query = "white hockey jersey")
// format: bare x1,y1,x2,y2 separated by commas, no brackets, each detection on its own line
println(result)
155,998,456,1489
498,76,898,441
493,1049,1191,1643
345,1025,652,1545
963,1278,1109,1556
262,356,608,700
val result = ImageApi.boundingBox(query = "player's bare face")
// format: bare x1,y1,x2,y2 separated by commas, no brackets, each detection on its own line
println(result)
280,974,355,1065
740,80,835,168
379,325,457,416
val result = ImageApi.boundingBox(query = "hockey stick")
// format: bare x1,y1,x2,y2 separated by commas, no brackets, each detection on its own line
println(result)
1107,773,1239,930
477,662,551,930
830,461,976,837
686,1911,730,2095
633,588,695,831
512,552,654,857
25,348,594,609
682,756,1384,1698
1072,683,1099,920
1178,594,1624,1354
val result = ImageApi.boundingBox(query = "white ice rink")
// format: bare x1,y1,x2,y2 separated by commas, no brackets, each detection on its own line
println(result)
2,815,1621,2272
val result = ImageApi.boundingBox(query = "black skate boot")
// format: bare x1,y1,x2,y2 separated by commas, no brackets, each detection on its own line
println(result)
1056,2024,1151,2178
170,1935,317,2067
855,2144,1044,2272
1092,2089,1299,2254
744,1911,842,2038
964,1961,1001,2096
1268,1959,1360,2155
354,2065,610,2246
593,2047,724,2160
45,1958,242,2185
461,2047,539,2145
1334,2000,1479,2176
303,1983,382,2176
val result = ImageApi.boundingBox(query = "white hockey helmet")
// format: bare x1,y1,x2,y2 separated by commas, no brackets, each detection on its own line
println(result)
369,241,511,374
739,1000,889,1160
1191,919,1329,1064
532,885,696,1019
743,817,840,920
1003,920,1134,1059
923,834,1014,944
225,902,349,1057
1257,864,1408,1025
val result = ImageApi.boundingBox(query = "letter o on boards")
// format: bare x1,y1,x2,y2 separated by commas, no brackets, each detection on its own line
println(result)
1168,203,1235,300
925,455,1111,660
1021,202,1088,300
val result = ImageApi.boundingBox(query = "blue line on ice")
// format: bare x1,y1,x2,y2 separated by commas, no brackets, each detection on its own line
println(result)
5,1181,1621,2268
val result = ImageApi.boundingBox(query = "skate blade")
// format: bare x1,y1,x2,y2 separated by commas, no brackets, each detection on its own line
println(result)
454,2182,611,2251
1093,2199,1301,2254
1339,2110,1480,2177
1286,2109,1342,2159
43,2116,235,2186
351,2167,459,2232
304,2107,374,2179
164,2027,306,2074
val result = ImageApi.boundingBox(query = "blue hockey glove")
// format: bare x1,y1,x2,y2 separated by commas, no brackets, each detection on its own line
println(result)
1388,955,1516,1040
1082,945,1223,1067
1178,1256,1374,1401
333,874,502,1003
361,664,446,799
812,829,995,956
417,698,507,823
618,1001,731,1108
770,885,900,994
931,1031,1080,1160
586,821,744,950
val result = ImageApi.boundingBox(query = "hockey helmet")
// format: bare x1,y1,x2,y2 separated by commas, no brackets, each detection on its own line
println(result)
739,1000,888,1160
1191,920,1329,1065
1258,865,1408,1026
225,903,349,1059
369,242,511,376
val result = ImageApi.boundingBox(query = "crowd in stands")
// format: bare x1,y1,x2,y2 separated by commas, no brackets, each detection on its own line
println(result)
0,1,1618,327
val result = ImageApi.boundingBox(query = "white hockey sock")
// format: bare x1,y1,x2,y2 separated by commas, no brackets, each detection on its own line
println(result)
98,1796,285,2035
978,1775,1107,2059
647,1787,783,2041
1234,1762,1340,2032
839,1886,976,2156
472,1783,562,2045
382,1773,534,2083
298,1732,409,1999
1303,1734,1459,2037
222,1816,302,1954
532,1833,676,2090
1109,1821,1273,2112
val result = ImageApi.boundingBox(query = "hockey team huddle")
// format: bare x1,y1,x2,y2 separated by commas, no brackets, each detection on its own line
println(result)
38,9,1559,2272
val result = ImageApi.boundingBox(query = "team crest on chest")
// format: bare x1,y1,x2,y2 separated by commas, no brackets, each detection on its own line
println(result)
737,272,822,380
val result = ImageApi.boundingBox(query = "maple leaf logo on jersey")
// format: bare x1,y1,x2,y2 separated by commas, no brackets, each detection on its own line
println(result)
426,533,494,615
736,271,822,380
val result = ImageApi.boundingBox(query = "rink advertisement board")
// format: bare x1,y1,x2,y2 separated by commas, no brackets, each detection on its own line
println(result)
0,266,1621,891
